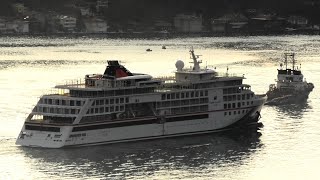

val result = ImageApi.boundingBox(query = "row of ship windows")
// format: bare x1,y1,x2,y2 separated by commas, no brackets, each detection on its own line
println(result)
157,98,209,107
40,98,84,106
36,107,80,114
224,109,249,116
223,87,250,95
170,105,208,114
93,97,129,106
223,94,253,102
87,105,125,114
224,101,253,109
161,90,208,100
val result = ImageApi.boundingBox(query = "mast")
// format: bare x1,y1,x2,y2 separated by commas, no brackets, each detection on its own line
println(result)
189,48,201,71
292,53,295,70
284,53,288,69
284,52,295,70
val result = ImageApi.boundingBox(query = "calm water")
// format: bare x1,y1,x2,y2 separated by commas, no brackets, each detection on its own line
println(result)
0,35,319,179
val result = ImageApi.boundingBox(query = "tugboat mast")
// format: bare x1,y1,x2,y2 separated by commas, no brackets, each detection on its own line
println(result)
284,52,296,70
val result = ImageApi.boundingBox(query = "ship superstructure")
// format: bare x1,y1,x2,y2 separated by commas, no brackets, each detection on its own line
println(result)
266,53,314,104
16,49,266,148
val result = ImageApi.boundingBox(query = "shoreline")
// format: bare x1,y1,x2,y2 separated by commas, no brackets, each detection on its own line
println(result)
0,30,319,39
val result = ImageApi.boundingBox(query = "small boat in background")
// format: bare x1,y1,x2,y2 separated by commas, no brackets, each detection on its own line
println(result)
146,48,152,52
162,45,166,49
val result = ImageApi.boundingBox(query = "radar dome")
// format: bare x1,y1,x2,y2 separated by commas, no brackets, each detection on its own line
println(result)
175,60,184,71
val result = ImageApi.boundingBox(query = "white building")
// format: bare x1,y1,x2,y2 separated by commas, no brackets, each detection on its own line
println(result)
83,18,108,33
80,8,93,16
96,0,109,12
6,20,29,33
288,16,309,27
0,18,6,32
173,14,203,33
59,16,77,32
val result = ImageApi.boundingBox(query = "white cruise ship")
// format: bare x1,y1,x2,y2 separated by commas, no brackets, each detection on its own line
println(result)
16,49,267,148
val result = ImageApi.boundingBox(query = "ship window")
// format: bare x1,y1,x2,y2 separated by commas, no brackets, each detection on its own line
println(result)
238,102,241,108
229,112,231,115
242,94,245,100
181,93,185,98
162,94,166,100
171,93,175,99
238,111,240,114
228,104,231,108
167,94,170,99
95,108,98,113
251,101,253,104
90,108,93,114
120,98,124,103
105,99,109,104
247,101,249,105
200,91,203,97
110,99,114,104
234,111,236,115
120,106,124,111
50,108,54,113
70,101,74,106
55,99,59,105
62,100,66,105
71,109,75,114
191,92,194,98
242,110,245,114
205,91,208,96
48,99,52,104
237,95,241,100
214,96,217,100
105,107,109,112
186,92,189,98
100,107,104,113
224,112,227,116
233,95,236,101
228,96,232,101
224,104,227,109
110,106,114,112
176,93,180,99
223,96,227,101
232,103,235,108
195,91,199,97
247,94,250,99
223,89,227,94
126,97,129,103
77,101,81,106
44,98,47,104
242,102,245,106
100,100,104,105
116,106,119,111
96,100,100,105
43,107,47,113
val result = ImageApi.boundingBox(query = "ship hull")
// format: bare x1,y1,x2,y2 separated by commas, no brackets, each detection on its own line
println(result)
266,88,313,105
16,104,264,148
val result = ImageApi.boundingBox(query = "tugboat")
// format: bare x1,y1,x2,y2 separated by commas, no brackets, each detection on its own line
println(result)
266,53,314,105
